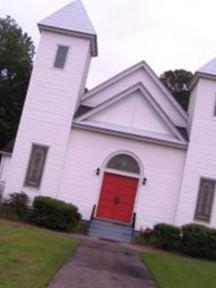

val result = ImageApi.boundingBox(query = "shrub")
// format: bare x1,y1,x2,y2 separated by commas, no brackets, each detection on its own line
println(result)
181,224,216,260
134,227,153,245
0,203,20,221
0,189,3,204
31,196,81,231
5,192,29,220
72,221,88,235
151,223,181,251
135,222,216,261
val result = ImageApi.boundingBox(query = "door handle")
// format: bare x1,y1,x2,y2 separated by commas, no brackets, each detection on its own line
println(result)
113,196,120,205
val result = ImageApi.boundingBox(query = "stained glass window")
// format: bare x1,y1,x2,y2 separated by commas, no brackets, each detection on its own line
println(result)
195,178,215,222
107,154,140,174
24,144,48,188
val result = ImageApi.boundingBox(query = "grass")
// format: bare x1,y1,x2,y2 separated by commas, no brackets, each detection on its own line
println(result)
0,219,78,288
141,252,216,288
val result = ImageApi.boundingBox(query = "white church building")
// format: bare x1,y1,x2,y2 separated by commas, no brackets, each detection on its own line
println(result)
1,0,216,240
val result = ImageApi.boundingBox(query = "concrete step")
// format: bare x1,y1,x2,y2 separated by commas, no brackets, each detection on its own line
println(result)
90,219,132,228
90,228,132,239
90,224,132,235
90,219,132,230
89,230,132,242
89,219,133,243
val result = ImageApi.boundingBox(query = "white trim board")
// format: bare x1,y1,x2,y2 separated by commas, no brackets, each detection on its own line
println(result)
72,122,188,150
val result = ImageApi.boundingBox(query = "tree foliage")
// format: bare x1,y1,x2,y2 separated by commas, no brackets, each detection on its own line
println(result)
0,16,35,149
160,69,193,110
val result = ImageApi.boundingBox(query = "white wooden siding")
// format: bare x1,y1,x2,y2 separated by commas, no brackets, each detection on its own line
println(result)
187,83,199,134
175,78,216,227
89,90,175,137
82,68,187,127
59,128,186,230
4,30,92,199
0,156,11,182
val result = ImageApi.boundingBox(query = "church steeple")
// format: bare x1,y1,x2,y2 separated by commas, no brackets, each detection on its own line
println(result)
4,0,97,199
38,0,97,56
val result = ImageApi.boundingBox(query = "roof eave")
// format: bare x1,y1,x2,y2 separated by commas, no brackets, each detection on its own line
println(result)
73,122,188,150
38,23,98,57
190,71,216,91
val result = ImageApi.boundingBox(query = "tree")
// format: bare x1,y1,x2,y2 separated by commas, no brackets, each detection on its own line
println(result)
0,16,35,150
160,69,193,110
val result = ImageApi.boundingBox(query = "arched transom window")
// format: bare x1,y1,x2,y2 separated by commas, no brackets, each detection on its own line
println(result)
106,154,140,174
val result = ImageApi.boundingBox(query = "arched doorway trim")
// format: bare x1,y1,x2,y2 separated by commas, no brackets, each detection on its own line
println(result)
96,151,144,223
102,150,144,178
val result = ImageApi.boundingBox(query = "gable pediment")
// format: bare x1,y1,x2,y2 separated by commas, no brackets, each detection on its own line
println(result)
74,83,187,144
81,61,188,128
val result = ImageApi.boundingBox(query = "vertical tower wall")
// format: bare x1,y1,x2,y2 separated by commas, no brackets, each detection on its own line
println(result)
5,30,91,199
175,78,216,226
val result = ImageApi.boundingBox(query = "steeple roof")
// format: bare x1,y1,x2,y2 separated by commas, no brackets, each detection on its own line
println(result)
38,0,97,56
197,57,216,76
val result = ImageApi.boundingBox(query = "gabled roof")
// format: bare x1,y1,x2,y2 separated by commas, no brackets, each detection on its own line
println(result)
38,0,97,56
75,82,188,144
81,61,188,121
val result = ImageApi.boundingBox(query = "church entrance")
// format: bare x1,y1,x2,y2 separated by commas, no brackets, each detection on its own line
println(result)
96,153,140,224
97,172,138,223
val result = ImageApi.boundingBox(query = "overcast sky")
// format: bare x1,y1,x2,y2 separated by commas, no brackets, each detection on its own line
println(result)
1,0,216,88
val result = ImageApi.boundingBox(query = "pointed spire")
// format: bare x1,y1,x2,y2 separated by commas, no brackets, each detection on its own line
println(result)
197,57,216,75
38,0,97,56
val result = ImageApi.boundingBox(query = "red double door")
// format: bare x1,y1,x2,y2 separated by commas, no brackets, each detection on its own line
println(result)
96,172,138,224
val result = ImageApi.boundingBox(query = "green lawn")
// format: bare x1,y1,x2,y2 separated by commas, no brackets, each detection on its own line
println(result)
141,252,216,288
0,219,78,288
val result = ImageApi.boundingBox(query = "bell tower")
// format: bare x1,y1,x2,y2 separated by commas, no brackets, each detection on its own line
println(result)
175,57,216,226
5,0,97,198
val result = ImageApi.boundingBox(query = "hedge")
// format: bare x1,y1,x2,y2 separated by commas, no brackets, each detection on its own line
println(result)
136,222,216,260
2,192,30,220
151,223,181,251
181,224,216,260
31,196,81,231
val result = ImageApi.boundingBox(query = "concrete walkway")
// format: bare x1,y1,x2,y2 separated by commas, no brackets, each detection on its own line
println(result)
48,237,157,288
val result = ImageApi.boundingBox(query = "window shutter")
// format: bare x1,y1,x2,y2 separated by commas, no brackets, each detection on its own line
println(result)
54,46,69,69
195,178,215,222
25,144,48,188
